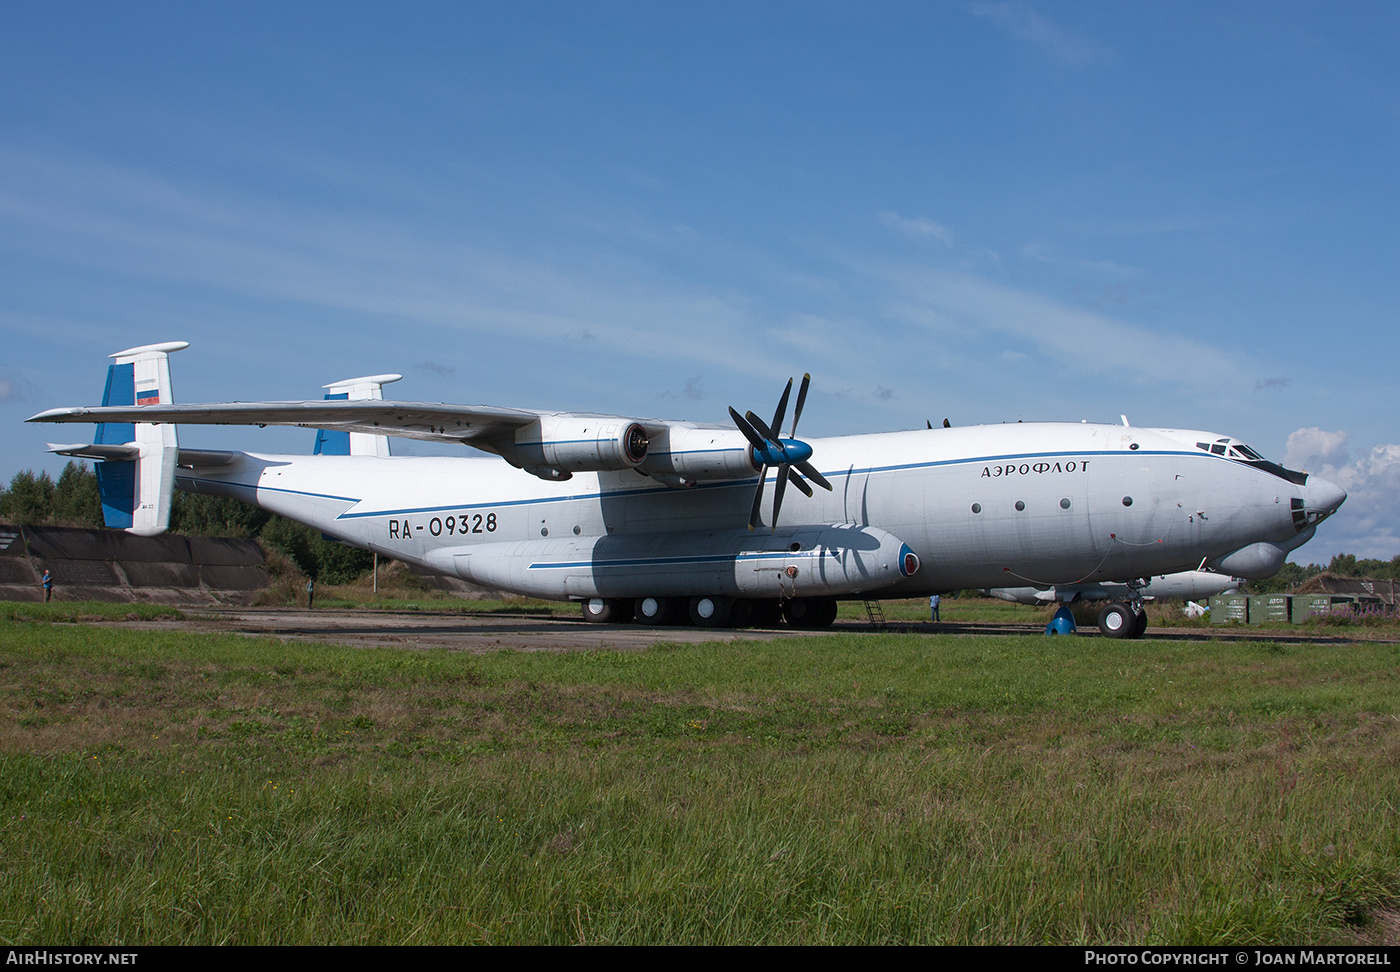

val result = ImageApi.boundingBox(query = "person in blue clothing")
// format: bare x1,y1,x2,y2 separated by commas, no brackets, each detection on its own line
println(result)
42,569,52,602
929,593,941,622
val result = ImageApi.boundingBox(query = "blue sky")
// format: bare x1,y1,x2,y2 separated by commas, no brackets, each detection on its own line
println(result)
1,1,1395,561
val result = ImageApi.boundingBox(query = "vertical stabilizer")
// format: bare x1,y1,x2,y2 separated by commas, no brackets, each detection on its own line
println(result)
313,374,401,458
96,341,188,536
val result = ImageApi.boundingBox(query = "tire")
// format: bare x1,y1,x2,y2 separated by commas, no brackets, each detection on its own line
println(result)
689,595,733,627
727,598,754,628
783,596,838,629
1130,607,1149,639
745,600,784,629
635,596,676,626
581,598,632,624
1097,601,1135,639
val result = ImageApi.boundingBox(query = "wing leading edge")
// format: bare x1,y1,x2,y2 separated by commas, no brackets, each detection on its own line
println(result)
29,400,546,445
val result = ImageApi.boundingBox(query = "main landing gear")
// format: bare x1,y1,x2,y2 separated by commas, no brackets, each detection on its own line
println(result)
1097,582,1149,639
581,598,634,624
581,595,837,630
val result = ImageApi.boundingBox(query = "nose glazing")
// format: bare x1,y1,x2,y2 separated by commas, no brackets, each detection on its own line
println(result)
1304,476,1347,524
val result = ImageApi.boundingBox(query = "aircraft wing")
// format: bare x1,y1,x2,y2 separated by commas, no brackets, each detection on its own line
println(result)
31,396,758,484
29,400,553,445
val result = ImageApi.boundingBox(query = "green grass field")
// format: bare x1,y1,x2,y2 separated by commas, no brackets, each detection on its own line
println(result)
1,607,1397,944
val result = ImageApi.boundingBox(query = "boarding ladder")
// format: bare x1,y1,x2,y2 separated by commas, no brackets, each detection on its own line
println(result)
863,599,888,631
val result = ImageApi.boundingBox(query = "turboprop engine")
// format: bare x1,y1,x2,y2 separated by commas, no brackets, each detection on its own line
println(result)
493,415,650,480
635,426,761,486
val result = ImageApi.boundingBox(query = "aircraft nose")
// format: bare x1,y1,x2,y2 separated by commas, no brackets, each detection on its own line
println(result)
1305,476,1347,523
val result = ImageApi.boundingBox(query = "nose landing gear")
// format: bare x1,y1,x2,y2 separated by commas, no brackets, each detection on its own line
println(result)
1097,581,1149,639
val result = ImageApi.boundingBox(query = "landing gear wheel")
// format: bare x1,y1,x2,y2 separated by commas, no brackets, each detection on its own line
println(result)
1097,601,1135,639
1130,607,1149,639
581,598,633,624
745,600,783,629
727,599,754,628
689,595,733,627
783,596,838,629
635,596,677,626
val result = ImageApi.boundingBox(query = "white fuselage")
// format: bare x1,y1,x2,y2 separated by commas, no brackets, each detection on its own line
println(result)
176,421,1332,600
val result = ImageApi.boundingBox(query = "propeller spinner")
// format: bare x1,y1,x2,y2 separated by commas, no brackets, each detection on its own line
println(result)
728,374,832,532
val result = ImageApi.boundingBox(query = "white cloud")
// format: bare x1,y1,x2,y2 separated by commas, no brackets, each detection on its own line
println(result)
878,211,954,244
1022,243,1136,277
867,264,1239,388
1286,428,1400,559
969,2,1108,66
0,150,787,384
1285,427,1350,472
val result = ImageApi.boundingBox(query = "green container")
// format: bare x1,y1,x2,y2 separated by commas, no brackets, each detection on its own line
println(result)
1292,594,1355,623
1212,594,1249,624
1248,594,1290,624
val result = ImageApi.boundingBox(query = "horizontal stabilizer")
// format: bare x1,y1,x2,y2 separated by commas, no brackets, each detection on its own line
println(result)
50,443,241,468
48,442,141,461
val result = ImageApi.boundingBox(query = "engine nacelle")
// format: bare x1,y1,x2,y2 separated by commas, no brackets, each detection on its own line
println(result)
498,415,650,475
636,426,759,483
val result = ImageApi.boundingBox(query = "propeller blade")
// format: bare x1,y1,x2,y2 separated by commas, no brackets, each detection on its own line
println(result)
744,411,785,454
748,470,767,531
771,465,790,531
790,373,810,437
795,460,831,492
770,378,792,442
729,406,768,453
787,466,813,497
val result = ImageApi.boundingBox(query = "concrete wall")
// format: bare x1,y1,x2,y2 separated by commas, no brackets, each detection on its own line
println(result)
0,523,269,604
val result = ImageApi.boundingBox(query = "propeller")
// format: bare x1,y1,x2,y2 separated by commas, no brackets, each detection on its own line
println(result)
728,373,833,531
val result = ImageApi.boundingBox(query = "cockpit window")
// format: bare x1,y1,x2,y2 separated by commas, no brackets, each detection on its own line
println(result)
1191,434,1310,485
1230,444,1265,462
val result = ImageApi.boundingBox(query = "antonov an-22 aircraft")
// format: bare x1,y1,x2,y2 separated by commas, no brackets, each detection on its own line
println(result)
30,341,1347,639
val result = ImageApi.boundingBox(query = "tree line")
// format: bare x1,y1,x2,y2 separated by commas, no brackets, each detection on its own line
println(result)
0,463,373,583
3,463,1396,592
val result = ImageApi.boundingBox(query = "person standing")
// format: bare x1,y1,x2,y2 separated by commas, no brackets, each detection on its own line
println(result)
929,593,941,622
306,577,315,609
42,569,53,603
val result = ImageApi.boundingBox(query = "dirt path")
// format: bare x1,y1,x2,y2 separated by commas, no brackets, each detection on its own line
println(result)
114,607,1389,653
